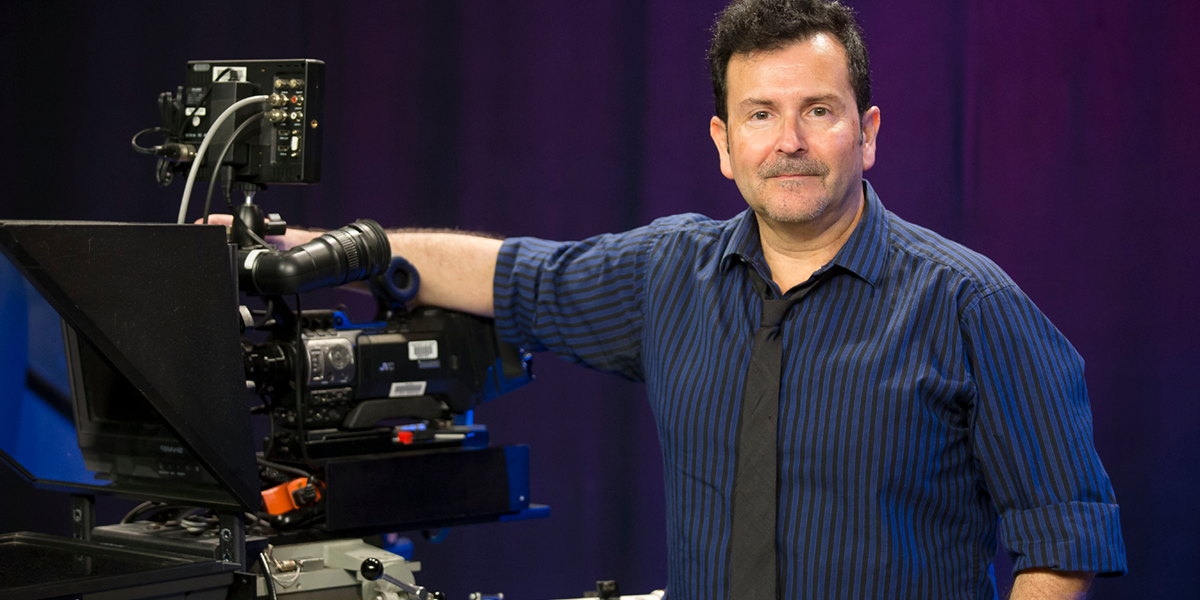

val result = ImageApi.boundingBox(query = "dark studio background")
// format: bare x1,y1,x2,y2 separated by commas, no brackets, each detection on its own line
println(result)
1,1,1197,599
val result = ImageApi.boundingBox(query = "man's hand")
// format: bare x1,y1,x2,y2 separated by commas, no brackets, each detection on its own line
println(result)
1009,569,1093,600
200,214,321,250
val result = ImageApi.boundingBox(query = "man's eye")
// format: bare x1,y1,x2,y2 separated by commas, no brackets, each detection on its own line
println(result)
811,107,829,117
752,111,770,120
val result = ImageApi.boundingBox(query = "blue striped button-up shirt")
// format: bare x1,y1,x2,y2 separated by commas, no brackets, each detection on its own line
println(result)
493,182,1125,599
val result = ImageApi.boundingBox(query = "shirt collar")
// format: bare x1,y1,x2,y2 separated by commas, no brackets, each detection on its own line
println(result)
720,180,890,289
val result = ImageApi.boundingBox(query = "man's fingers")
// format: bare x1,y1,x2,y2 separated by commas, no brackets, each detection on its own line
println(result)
196,214,234,226
192,213,317,251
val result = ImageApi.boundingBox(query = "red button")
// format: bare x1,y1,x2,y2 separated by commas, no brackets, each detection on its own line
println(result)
395,431,414,444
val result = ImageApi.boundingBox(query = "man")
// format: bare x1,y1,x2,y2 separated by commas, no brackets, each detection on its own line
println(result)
256,0,1125,597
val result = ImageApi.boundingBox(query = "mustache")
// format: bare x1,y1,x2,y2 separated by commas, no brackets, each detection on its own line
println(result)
759,156,830,179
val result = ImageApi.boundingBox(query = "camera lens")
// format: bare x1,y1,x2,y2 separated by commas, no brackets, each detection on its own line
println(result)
242,219,393,295
319,220,391,286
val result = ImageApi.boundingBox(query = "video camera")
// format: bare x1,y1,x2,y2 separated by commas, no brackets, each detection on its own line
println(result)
134,57,535,470
0,58,543,600
235,215,533,464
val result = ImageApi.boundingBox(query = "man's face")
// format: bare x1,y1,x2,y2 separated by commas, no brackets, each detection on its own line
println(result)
710,33,880,227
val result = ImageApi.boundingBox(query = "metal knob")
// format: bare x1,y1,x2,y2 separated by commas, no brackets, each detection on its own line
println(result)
360,558,444,600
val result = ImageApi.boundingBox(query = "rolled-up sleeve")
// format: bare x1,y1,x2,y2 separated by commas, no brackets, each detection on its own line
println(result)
492,225,654,382
963,284,1127,576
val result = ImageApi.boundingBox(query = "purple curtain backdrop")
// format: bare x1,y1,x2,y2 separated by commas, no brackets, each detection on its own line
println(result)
1,1,1197,598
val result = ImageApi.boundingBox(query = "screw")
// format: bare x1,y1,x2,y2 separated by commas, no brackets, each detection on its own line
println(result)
73,509,82,522
221,528,232,541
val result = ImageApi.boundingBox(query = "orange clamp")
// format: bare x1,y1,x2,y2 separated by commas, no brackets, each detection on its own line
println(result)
262,477,323,516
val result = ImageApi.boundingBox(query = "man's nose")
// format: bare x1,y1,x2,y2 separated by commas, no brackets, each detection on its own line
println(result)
776,116,806,154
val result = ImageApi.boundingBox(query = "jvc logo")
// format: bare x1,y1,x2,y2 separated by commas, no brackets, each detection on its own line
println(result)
379,362,395,372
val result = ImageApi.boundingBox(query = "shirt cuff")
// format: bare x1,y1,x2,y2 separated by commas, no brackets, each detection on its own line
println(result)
492,237,541,352
999,500,1127,576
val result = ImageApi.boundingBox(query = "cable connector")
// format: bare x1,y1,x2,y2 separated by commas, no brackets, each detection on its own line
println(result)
157,142,196,162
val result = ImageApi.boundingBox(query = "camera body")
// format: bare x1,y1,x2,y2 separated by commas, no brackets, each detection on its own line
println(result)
229,212,533,466
245,305,532,462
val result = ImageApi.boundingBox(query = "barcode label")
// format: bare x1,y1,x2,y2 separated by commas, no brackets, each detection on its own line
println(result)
408,340,438,361
389,381,427,398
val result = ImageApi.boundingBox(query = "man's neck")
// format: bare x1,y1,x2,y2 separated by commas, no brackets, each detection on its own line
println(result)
755,187,865,293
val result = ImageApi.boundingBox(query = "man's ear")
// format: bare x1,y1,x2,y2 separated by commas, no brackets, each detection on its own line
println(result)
861,106,880,171
710,116,734,180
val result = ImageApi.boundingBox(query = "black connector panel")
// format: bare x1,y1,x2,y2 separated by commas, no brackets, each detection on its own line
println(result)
183,59,325,185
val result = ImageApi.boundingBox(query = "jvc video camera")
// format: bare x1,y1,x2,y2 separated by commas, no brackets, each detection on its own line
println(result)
231,209,533,464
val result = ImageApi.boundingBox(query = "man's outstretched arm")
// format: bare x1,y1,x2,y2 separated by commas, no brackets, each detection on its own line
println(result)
203,215,502,317
383,231,502,317
1009,568,1093,599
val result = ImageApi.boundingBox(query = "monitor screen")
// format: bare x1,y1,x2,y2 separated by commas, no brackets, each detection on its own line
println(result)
63,324,234,504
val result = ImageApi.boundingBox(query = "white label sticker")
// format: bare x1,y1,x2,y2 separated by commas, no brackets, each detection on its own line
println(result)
408,340,438,361
389,381,427,398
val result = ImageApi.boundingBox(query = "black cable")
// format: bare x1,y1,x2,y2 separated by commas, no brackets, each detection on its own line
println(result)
121,501,157,524
244,512,276,537
257,455,311,479
295,293,314,469
259,551,280,600
131,127,168,154
224,169,236,213
262,342,278,458
121,503,196,524
264,411,276,457
253,299,276,328
203,112,265,224
257,301,279,459
156,157,174,187
232,217,273,248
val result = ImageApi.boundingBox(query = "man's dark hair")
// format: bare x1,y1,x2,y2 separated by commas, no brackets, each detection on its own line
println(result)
708,0,871,124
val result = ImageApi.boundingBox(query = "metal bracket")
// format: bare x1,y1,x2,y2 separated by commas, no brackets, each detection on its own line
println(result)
70,494,95,541
218,512,246,567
